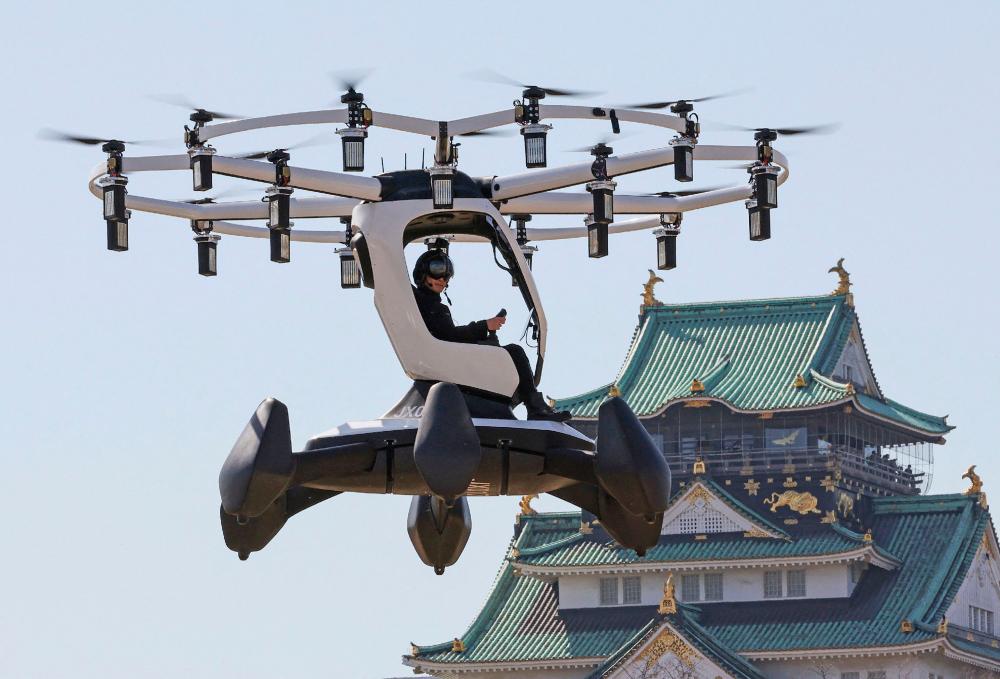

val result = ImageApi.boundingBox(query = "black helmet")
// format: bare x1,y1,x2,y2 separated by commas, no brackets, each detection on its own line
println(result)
413,249,454,286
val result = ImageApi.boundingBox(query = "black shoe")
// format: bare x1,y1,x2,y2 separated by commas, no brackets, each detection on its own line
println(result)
526,392,572,423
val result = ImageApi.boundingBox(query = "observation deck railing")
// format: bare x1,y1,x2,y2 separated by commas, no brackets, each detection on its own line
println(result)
668,446,926,494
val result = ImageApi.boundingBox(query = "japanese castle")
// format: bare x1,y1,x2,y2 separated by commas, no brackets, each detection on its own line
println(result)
402,264,1000,679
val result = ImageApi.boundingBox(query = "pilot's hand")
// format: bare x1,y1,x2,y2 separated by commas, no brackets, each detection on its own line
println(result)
486,316,507,332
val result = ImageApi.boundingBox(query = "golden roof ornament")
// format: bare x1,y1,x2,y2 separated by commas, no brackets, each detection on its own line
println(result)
658,573,677,615
641,269,665,310
579,520,593,534
690,378,705,393
828,257,854,306
963,465,984,495
792,374,807,388
863,529,873,543
451,638,466,653
692,458,706,475
938,616,949,635
410,643,421,657
608,384,622,398
518,494,538,516
900,619,914,633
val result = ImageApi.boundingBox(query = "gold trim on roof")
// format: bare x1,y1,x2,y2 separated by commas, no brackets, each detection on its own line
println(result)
963,465,983,496
690,378,705,393
692,458,706,475
793,374,807,388
608,384,622,398
638,628,699,669
657,573,677,615
900,620,914,633
518,494,538,516
687,484,712,503
641,269,665,309
451,638,466,653
763,490,821,515
828,257,854,306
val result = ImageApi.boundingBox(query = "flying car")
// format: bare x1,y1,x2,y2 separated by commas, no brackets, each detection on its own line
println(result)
65,77,816,572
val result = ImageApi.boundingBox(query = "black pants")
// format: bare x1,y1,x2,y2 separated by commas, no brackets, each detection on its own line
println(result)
503,344,538,403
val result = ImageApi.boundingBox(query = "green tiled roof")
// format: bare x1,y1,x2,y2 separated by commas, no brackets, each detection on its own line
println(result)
588,604,767,679
410,563,650,665
410,494,993,668
552,293,951,437
701,493,991,652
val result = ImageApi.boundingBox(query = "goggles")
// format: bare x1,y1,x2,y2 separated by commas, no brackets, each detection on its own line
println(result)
426,258,454,280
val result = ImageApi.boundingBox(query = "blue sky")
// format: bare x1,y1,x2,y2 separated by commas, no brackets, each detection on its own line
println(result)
3,2,998,677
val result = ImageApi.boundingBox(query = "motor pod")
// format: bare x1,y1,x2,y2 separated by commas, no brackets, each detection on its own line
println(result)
219,397,295,520
407,495,472,575
597,490,664,557
219,496,288,561
594,397,671,518
412,382,482,501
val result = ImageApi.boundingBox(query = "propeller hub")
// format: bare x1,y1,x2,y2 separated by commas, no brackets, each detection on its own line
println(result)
754,128,778,143
522,86,546,101
101,140,125,154
341,88,364,105
670,100,694,115
591,143,613,157
189,110,214,124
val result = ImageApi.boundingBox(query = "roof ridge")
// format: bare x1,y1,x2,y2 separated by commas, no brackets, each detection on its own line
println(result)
644,292,843,311
905,502,977,625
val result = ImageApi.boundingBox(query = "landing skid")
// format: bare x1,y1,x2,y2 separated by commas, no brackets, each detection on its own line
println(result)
218,382,671,573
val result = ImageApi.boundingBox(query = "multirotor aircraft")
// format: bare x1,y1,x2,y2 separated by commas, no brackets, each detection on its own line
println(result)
67,80,815,573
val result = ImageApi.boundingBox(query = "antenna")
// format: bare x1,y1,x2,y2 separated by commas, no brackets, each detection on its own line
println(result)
404,153,407,170
422,148,426,169
381,156,385,173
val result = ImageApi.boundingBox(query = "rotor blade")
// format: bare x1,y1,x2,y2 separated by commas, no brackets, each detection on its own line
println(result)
147,94,244,120
464,68,524,88
773,123,840,136
38,128,157,146
330,68,374,93
233,132,335,160
622,88,750,110
709,121,840,137
540,86,601,98
457,128,515,137
464,68,600,97
647,185,727,197
177,187,260,203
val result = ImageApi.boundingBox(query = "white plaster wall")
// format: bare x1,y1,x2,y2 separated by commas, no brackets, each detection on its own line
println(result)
557,564,852,609
946,545,1000,633
756,652,986,679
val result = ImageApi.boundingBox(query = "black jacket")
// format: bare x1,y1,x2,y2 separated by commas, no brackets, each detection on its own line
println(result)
413,285,488,344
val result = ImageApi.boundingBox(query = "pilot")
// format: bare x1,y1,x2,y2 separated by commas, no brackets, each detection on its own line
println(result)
412,248,571,422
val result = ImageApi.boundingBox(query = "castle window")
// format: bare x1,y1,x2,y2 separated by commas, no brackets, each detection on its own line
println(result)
703,573,723,601
599,577,618,605
787,569,807,597
970,605,995,634
764,571,783,598
677,513,699,533
866,672,886,679
840,673,859,679
622,576,641,605
681,574,701,602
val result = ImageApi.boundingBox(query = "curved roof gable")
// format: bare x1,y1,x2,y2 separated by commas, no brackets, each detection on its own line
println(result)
553,292,951,437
